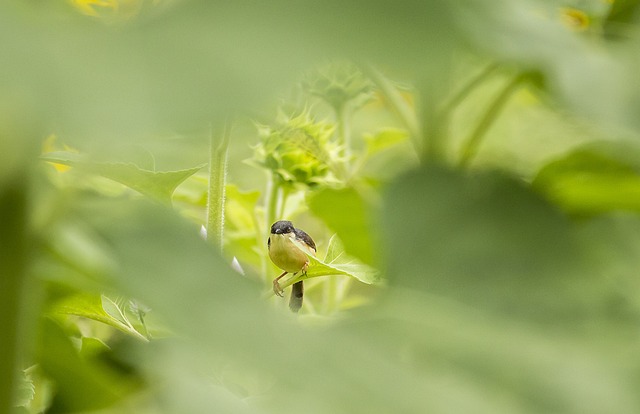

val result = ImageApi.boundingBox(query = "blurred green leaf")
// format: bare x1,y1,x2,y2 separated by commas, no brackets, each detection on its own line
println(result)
379,164,640,412
383,164,618,322
80,337,111,359
604,0,640,31
223,184,262,270
308,187,378,265
456,0,640,132
42,151,203,203
0,1,454,145
61,182,640,414
364,129,409,156
533,141,640,215
356,128,417,181
36,318,134,412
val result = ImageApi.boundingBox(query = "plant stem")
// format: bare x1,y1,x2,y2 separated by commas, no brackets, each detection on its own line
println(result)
0,179,27,414
336,104,351,161
261,172,281,281
440,62,499,116
419,95,446,163
264,173,281,231
458,73,526,168
206,121,231,252
362,64,422,155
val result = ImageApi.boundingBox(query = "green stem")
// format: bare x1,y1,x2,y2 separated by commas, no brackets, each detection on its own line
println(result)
0,180,27,414
262,173,281,281
440,62,499,116
458,74,526,168
206,121,231,252
265,173,281,230
419,94,445,163
362,64,422,155
336,105,351,160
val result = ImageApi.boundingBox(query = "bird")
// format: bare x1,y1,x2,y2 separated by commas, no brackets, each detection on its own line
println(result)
268,220,316,312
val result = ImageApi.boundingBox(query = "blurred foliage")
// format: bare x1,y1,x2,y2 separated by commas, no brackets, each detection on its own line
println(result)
3,0,640,414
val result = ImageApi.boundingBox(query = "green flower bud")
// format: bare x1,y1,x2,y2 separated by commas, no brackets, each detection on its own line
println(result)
250,112,343,188
304,62,374,113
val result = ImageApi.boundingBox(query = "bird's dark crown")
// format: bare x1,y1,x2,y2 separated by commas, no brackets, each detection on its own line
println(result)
271,220,295,235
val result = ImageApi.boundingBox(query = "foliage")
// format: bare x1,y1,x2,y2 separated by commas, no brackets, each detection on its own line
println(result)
3,1,640,414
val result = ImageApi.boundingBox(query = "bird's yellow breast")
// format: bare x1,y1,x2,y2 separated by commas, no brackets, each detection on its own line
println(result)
269,233,314,273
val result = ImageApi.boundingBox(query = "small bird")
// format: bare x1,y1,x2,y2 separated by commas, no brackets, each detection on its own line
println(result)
268,220,316,312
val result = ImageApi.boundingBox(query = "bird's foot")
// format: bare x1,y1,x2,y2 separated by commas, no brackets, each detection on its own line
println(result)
272,271,288,297
272,279,284,297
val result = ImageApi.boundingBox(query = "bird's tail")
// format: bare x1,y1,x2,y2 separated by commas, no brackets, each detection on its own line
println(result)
289,281,304,313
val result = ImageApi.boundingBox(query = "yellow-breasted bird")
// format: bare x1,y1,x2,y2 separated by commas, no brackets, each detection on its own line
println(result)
268,220,316,312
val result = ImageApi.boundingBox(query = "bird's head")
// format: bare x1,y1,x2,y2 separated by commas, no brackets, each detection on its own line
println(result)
270,220,295,235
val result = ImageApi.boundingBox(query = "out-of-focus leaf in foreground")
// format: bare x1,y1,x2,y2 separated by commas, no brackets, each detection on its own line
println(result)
36,318,135,412
456,0,640,133
380,165,640,413
0,0,454,146
533,141,640,216
61,169,640,413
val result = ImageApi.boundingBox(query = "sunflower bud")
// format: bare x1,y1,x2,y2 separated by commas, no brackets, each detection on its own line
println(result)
250,112,343,188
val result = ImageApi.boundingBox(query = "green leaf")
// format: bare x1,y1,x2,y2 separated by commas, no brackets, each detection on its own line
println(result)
223,185,262,271
36,319,133,412
533,141,640,215
363,129,409,156
80,337,111,360
357,128,418,181
276,234,381,292
41,151,203,204
0,1,454,146
383,164,614,322
52,293,148,341
378,164,640,412
13,369,35,408
308,187,378,265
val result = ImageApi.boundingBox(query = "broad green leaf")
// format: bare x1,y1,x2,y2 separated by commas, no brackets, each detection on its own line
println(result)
382,165,608,320
52,293,148,341
73,195,640,414
36,319,134,412
533,141,640,215
41,151,203,203
380,164,640,412
0,1,454,145
308,187,379,265
276,234,381,292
